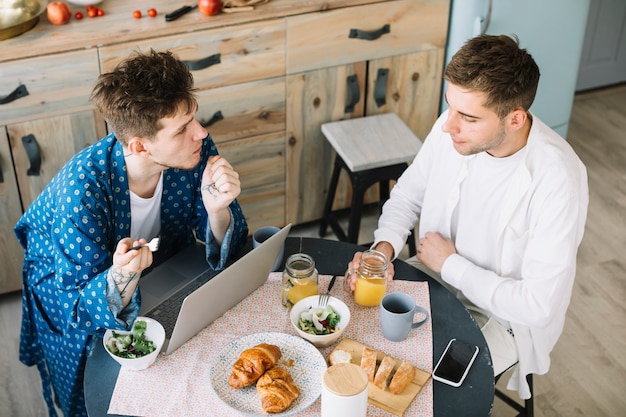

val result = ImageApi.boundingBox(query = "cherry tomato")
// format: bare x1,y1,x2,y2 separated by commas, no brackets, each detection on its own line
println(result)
86,4,96,11
97,8,104,16
87,8,97,18
147,8,157,18
74,11,84,20
133,10,142,19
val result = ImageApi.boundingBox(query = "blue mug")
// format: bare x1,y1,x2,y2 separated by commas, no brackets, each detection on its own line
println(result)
252,226,284,272
379,292,429,342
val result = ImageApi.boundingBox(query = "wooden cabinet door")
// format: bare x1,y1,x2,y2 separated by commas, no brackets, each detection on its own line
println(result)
366,49,444,141
8,110,106,210
286,62,367,224
0,128,25,293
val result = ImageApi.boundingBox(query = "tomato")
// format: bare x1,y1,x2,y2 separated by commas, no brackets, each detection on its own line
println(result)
46,1,72,25
87,8,97,18
97,8,104,17
198,0,222,16
133,10,142,19
74,11,83,20
147,8,157,18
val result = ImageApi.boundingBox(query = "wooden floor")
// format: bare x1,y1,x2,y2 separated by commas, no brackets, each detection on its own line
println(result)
1,84,624,417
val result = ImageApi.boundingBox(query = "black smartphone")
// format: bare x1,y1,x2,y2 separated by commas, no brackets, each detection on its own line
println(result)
432,338,479,387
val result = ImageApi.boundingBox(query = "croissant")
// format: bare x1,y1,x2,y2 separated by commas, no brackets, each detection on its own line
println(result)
228,343,282,389
256,366,300,413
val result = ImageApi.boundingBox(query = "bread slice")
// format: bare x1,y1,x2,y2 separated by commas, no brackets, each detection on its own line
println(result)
360,347,377,382
388,360,416,394
328,349,352,366
373,356,396,390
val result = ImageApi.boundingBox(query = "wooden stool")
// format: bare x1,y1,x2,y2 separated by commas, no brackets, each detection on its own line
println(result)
318,113,422,256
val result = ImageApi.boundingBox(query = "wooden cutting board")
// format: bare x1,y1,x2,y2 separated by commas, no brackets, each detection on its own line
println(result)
328,338,431,416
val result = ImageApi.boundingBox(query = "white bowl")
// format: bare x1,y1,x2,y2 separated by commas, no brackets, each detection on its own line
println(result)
103,316,165,371
290,295,350,348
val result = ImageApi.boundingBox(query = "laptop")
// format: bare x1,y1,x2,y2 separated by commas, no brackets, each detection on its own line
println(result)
139,224,291,355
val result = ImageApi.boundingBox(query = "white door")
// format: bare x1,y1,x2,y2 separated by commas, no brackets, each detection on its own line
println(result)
576,0,626,91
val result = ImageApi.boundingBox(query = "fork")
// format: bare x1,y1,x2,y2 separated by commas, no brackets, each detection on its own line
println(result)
129,237,160,252
319,275,337,307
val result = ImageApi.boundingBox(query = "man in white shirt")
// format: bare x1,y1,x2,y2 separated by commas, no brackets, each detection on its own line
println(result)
346,34,588,399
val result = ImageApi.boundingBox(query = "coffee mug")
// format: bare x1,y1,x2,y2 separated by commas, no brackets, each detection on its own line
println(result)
379,292,429,342
252,226,284,272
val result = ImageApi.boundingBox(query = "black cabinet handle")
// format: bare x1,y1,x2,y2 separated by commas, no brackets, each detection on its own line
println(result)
0,84,29,105
22,134,41,176
182,53,221,71
348,24,390,41
200,110,224,128
344,74,360,113
374,68,389,107
0,158,4,183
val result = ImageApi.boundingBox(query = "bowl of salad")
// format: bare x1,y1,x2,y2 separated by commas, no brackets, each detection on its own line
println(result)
290,295,350,348
103,316,165,371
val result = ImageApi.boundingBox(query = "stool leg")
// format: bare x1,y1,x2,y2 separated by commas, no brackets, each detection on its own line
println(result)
347,176,366,243
319,156,343,237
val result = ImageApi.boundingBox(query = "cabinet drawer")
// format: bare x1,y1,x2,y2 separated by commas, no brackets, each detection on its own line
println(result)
0,49,100,125
286,0,449,74
99,20,285,90
196,77,285,145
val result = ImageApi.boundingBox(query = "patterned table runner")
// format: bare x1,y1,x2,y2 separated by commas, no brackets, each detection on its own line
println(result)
108,274,433,417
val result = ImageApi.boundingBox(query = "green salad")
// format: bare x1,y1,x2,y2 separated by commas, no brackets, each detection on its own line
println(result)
106,320,157,359
297,305,341,335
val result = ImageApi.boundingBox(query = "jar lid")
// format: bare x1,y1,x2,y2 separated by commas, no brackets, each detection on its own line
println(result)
323,363,368,396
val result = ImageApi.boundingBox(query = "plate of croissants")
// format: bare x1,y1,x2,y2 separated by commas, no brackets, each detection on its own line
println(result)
210,332,327,415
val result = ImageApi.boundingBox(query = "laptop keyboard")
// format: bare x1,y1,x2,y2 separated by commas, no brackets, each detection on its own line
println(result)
144,269,216,337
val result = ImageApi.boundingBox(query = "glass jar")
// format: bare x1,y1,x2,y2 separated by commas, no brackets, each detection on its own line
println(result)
282,253,319,307
344,250,389,307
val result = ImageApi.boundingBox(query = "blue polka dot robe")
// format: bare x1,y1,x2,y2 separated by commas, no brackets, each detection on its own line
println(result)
14,133,248,417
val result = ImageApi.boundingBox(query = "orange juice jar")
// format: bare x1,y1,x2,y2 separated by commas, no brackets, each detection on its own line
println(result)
344,250,389,307
282,253,319,307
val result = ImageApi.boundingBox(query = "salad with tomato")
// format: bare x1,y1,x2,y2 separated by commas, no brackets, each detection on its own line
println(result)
297,305,341,335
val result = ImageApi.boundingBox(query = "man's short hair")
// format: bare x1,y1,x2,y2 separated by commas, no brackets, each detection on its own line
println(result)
444,34,540,119
90,49,198,145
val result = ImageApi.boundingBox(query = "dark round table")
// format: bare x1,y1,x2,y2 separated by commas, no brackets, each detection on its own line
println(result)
85,237,494,416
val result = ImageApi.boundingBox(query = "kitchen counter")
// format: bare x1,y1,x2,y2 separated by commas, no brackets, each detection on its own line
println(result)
0,0,383,63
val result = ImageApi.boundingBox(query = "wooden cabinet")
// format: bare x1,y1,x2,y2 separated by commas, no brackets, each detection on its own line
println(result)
0,49,105,293
0,0,449,293
285,0,448,224
0,129,23,293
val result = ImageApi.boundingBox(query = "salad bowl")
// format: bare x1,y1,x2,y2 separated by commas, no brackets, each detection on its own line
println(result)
290,295,350,348
103,316,165,371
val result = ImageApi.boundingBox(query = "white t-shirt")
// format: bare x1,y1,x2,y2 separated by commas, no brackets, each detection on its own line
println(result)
450,148,527,328
129,172,163,241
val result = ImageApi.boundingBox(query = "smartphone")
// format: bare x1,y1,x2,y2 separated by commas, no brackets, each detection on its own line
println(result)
432,338,479,387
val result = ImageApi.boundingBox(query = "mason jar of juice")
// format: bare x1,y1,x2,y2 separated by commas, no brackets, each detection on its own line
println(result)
344,250,388,307
282,253,319,307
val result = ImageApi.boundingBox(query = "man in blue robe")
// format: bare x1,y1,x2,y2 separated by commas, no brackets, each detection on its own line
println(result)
14,50,249,417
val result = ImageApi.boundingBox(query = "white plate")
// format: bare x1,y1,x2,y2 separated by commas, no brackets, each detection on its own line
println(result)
210,332,327,416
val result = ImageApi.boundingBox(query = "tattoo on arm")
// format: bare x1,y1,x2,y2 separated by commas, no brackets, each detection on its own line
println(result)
112,268,139,297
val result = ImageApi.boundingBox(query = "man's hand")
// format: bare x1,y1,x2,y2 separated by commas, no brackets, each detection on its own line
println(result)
345,246,395,291
417,232,456,273
201,155,241,213
112,238,154,304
